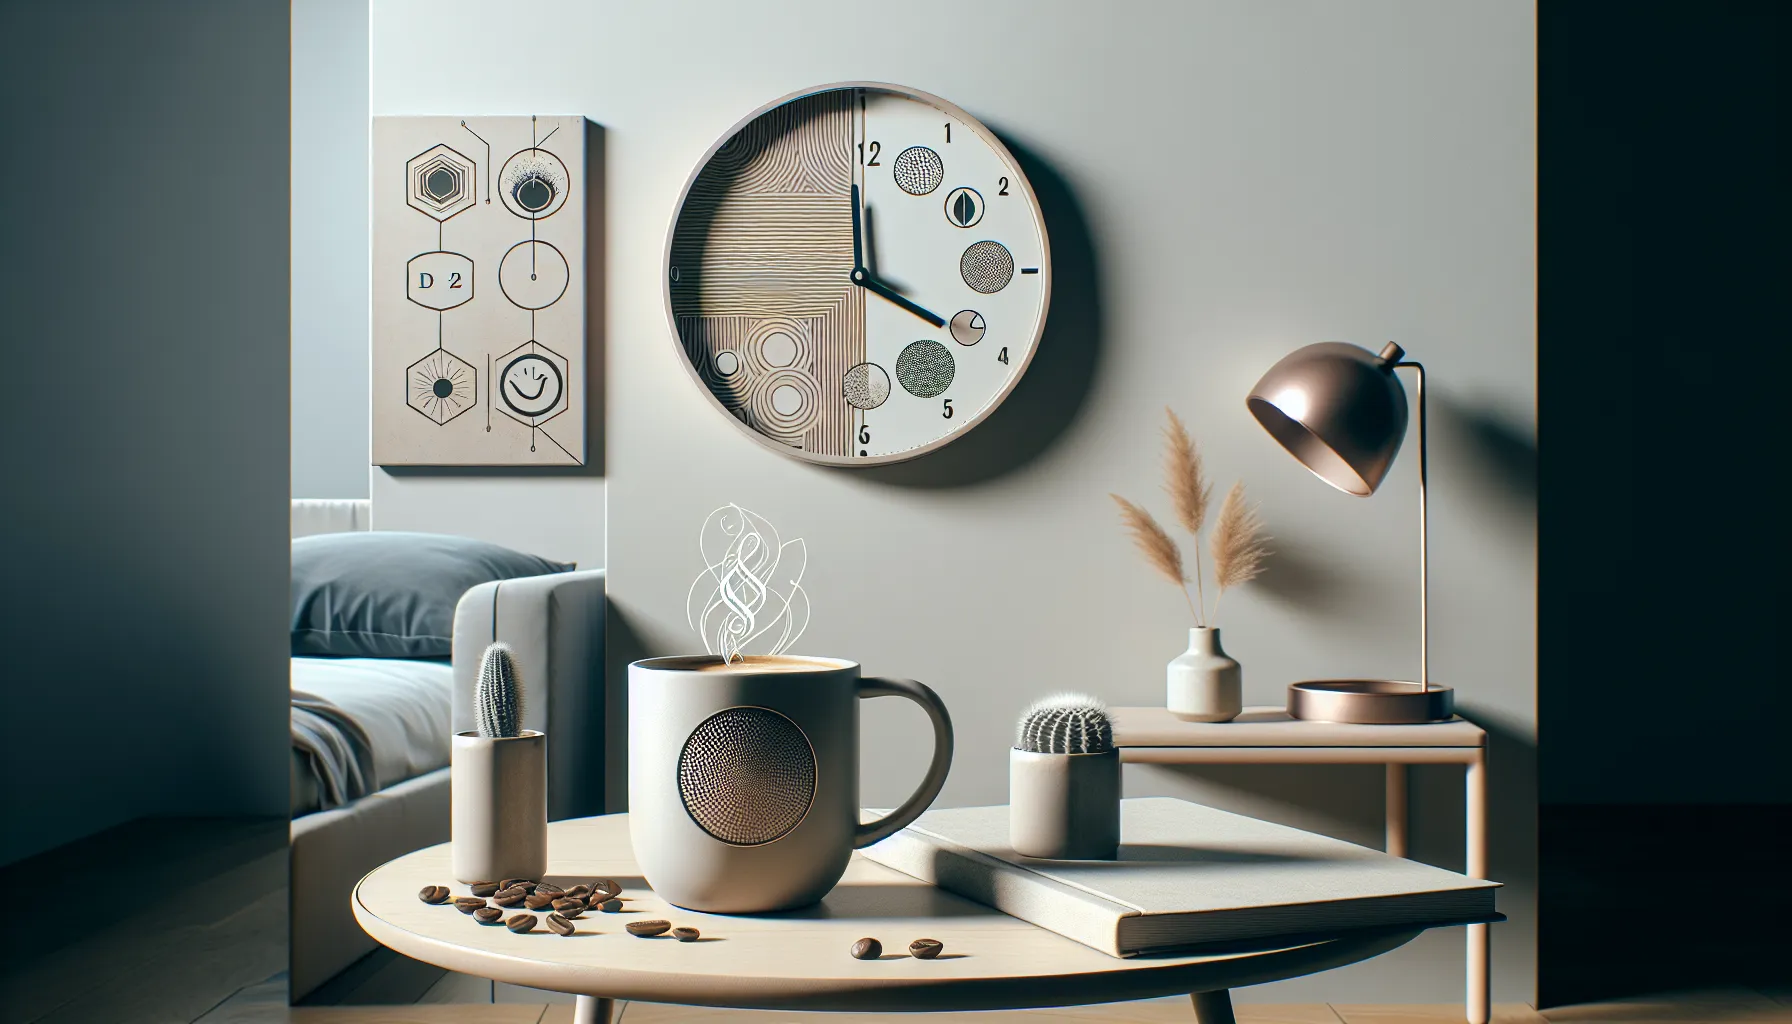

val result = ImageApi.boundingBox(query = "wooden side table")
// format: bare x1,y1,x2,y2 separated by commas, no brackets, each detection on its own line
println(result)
1110,706,1490,1024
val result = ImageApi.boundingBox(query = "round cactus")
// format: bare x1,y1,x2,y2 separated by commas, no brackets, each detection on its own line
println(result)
1015,693,1114,754
476,642,524,739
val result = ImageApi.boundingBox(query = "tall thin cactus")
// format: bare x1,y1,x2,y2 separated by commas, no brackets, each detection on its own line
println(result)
1015,693,1114,754
476,642,524,739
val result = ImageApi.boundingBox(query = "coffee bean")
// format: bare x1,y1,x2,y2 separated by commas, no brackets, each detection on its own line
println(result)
495,885,529,899
551,898,585,917
453,898,486,914
474,907,504,924
500,878,536,893
598,899,622,913
505,914,537,933
908,938,944,959
563,884,592,899
672,927,700,942
592,878,621,899
524,893,556,910
469,881,501,898
418,885,450,904
626,919,671,937
850,937,882,960
493,892,526,908
534,882,565,897
546,912,576,936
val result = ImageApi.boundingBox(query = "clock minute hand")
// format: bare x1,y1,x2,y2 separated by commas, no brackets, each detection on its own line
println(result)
850,183,864,270
852,268,947,328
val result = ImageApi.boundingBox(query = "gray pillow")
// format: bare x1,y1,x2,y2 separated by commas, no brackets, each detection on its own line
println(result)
292,532,572,658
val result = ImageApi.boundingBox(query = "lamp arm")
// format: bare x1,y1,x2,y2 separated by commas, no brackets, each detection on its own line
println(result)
1395,360,1428,692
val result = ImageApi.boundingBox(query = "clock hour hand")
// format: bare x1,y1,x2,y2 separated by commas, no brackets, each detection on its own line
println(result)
852,267,946,328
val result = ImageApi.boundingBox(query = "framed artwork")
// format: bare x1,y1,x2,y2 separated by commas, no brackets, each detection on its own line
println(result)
372,115,588,466
664,83,1050,466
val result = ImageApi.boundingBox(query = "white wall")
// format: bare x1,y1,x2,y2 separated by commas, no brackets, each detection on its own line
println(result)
373,0,1535,1004
0,0,291,865
292,0,371,499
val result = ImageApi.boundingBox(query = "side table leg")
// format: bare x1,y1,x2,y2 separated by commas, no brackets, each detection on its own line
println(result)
573,995,615,1024
1466,750,1489,1024
1385,763,1409,857
1190,989,1237,1024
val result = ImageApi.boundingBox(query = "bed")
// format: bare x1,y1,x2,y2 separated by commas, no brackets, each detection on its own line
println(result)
288,499,605,999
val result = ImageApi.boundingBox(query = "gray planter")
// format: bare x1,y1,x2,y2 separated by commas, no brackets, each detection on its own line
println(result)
450,730,547,883
1008,747,1120,860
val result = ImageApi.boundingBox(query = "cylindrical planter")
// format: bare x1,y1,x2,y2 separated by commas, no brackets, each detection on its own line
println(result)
451,730,547,883
1009,747,1120,860
1168,627,1242,722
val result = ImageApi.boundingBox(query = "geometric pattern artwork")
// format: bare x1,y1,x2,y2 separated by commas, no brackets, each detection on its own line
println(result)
373,116,588,466
666,85,1049,466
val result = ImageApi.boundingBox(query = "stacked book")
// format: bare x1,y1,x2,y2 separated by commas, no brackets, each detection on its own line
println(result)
861,797,1497,958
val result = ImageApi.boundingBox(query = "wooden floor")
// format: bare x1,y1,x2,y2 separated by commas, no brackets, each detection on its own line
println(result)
3,817,1787,1024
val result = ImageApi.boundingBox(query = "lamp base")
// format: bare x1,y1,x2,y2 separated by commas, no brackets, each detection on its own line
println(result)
1287,680,1455,724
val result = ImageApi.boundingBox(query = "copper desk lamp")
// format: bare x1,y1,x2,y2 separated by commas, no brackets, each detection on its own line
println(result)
1247,341,1454,724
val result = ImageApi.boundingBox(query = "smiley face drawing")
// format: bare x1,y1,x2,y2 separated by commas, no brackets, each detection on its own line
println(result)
500,353,564,419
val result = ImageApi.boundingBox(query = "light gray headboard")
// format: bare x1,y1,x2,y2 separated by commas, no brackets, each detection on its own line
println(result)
291,498,371,538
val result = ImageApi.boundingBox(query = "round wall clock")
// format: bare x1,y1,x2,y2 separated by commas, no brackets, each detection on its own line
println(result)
665,83,1051,465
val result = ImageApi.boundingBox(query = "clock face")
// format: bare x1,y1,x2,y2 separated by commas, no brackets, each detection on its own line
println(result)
666,84,1050,465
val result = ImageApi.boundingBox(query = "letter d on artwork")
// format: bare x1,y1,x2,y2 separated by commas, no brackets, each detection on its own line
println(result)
419,272,434,288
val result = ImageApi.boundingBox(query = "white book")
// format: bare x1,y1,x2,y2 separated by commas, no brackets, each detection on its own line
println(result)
860,797,1498,958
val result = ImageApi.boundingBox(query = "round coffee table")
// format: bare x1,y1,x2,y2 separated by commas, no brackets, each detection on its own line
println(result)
353,814,1420,1024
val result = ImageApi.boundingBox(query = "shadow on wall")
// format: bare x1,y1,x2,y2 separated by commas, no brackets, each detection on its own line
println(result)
855,134,1103,489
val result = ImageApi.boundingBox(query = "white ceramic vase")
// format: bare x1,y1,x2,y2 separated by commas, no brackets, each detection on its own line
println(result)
450,730,547,883
1167,627,1242,722
1009,747,1120,860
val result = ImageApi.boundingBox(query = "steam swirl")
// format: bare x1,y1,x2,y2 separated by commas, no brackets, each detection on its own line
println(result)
686,504,809,663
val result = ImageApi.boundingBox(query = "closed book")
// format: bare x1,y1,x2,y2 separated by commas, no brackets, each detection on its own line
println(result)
861,797,1497,958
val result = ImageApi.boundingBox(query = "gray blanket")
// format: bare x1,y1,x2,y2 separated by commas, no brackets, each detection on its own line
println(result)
291,690,376,809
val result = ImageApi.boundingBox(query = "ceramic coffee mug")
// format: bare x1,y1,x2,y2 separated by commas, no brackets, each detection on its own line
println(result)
629,655,953,913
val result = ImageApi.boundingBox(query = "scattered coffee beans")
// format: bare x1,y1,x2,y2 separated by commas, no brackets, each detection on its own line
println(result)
474,907,504,924
850,937,882,960
499,878,536,893
524,893,556,911
626,919,671,937
545,912,576,937
598,899,622,913
493,891,526,908
908,938,944,959
505,914,537,933
453,898,486,914
418,885,451,904
672,927,700,942
551,898,585,918
469,880,501,898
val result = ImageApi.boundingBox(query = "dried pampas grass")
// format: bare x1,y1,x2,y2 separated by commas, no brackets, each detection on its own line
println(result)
1210,482,1269,620
1112,410,1272,627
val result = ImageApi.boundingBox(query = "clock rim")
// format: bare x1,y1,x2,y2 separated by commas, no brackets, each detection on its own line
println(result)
661,80,1053,468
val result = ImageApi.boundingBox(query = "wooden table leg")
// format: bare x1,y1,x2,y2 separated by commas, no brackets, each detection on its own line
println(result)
1385,763,1409,858
1466,749,1489,1024
1190,989,1237,1024
573,995,615,1024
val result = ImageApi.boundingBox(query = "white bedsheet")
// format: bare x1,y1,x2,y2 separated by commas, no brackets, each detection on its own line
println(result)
291,657,453,815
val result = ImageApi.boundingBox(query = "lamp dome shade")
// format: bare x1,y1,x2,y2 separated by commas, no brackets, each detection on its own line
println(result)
1246,342,1409,496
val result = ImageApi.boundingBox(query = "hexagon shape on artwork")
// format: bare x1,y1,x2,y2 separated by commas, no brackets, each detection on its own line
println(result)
495,340,571,428
406,348,477,425
407,251,473,310
406,144,477,221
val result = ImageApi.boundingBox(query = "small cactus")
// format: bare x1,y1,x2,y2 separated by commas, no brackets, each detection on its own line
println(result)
1016,693,1114,754
476,642,524,739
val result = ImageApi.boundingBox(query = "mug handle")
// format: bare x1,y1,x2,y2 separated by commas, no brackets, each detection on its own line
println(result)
852,676,955,849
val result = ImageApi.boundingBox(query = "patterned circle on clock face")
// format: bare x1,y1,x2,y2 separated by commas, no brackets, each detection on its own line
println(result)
666,84,1050,465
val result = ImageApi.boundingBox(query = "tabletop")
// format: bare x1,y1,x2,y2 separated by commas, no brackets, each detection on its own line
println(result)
1111,706,1486,748
352,814,1421,1012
